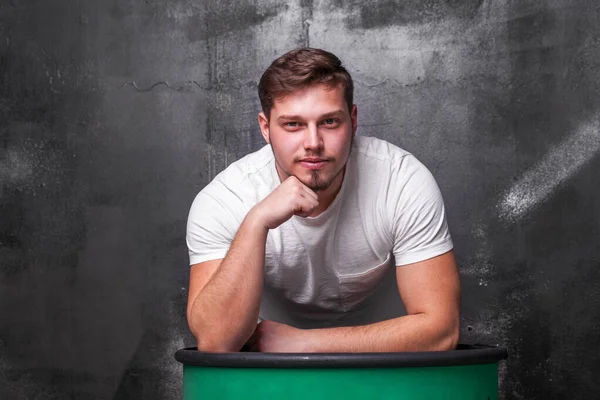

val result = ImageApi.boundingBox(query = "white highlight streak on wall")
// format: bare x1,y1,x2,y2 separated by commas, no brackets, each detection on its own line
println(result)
499,115,600,221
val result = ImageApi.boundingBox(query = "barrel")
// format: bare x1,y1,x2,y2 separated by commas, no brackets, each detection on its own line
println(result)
175,343,508,399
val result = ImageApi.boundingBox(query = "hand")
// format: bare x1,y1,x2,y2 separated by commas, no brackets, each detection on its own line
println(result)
245,320,313,353
250,176,319,230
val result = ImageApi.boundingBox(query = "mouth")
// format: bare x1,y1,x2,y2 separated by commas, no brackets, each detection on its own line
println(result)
298,158,329,170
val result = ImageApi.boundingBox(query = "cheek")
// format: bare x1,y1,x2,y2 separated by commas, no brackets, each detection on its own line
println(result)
329,135,352,155
272,138,296,163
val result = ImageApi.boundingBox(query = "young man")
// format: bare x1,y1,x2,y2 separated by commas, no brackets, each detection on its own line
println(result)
186,48,460,353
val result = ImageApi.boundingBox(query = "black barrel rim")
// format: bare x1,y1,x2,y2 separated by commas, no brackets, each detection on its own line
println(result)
174,343,508,369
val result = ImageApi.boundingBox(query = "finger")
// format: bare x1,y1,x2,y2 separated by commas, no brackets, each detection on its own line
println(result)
295,206,317,218
287,176,318,199
295,186,318,204
300,185,318,200
288,187,317,212
291,178,318,200
297,192,319,209
294,197,318,217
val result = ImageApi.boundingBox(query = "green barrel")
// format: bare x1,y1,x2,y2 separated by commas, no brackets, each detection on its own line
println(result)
175,344,508,400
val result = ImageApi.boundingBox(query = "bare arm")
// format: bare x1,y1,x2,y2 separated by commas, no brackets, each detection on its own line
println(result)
186,177,319,352
309,251,460,352
187,210,269,352
259,250,460,353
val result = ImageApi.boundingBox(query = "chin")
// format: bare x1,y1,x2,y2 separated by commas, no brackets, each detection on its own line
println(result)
303,175,333,192
308,183,330,193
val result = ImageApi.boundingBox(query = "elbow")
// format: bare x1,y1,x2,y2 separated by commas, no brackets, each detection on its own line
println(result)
418,312,459,352
189,319,248,353
196,336,240,353
439,327,460,351
435,318,460,351
192,322,246,353
191,324,240,352
188,313,237,352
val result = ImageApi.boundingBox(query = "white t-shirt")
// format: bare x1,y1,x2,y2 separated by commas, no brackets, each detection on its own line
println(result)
186,135,453,329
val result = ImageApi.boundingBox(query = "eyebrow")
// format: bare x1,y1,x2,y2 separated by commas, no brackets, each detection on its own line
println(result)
277,110,345,122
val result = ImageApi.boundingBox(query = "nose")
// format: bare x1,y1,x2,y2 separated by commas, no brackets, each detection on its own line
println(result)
303,123,323,152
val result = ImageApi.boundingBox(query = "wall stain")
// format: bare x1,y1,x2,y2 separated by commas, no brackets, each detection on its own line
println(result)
332,0,484,29
301,0,314,47
182,1,288,42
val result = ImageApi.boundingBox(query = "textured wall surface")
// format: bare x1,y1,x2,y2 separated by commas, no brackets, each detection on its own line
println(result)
1,0,599,399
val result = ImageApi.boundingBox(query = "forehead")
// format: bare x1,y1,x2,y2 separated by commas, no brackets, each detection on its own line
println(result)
270,83,346,117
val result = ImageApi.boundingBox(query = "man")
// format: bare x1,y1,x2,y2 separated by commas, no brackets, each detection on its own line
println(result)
186,48,460,353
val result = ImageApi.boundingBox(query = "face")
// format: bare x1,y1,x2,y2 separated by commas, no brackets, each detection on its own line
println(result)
258,83,357,193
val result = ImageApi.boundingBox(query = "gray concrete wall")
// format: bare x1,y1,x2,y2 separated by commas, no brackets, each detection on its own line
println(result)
1,0,599,398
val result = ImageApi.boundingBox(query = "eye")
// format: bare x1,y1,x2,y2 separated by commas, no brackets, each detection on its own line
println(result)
322,118,340,127
285,122,299,128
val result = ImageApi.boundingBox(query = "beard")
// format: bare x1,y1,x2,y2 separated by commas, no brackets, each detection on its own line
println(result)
273,156,338,192
305,169,338,192
273,136,354,193
306,162,355,192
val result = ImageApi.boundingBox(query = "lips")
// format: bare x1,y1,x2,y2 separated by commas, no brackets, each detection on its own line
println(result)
299,158,329,170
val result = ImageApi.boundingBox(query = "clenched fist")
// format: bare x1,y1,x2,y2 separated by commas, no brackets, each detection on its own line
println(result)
251,176,319,230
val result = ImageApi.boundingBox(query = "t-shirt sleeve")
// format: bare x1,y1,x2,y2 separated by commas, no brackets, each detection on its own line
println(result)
186,182,247,265
389,156,454,266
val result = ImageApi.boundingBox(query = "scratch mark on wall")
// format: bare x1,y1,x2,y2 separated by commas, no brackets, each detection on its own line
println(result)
122,80,256,92
190,81,205,89
122,81,190,92
366,78,394,88
124,81,179,92
498,114,600,221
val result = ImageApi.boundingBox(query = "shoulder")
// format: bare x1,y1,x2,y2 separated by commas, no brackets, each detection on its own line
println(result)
352,135,412,160
201,144,275,197
189,144,276,218
212,144,274,188
352,135,428,181
351,136,443,217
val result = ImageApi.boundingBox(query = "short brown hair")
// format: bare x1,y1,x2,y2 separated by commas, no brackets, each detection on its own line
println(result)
258,48,354,120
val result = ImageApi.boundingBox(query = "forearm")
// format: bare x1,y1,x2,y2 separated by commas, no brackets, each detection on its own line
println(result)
303,313,460,353
189,210,268,352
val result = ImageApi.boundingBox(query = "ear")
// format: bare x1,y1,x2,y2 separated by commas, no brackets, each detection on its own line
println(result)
258,112,270,144
351,104,358,136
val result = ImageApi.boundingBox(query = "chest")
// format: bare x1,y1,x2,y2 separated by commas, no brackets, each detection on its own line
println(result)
264,216,393,313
